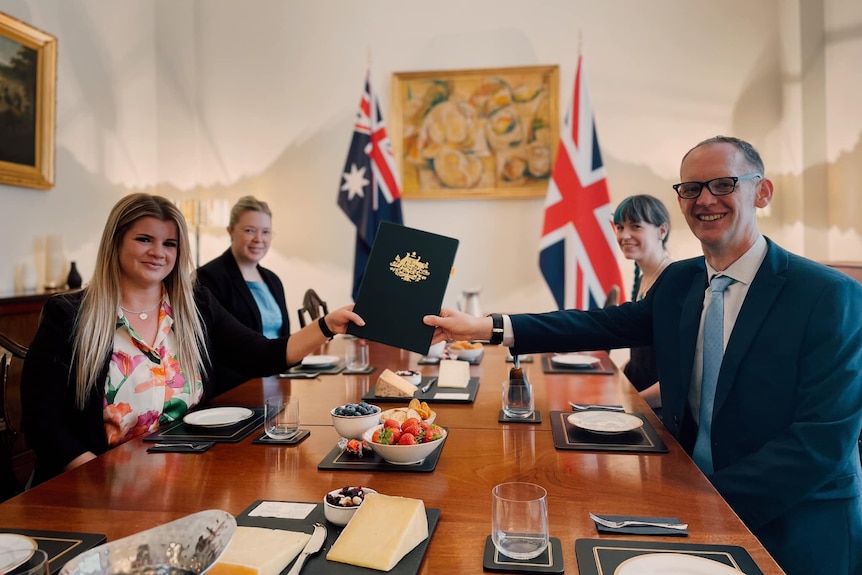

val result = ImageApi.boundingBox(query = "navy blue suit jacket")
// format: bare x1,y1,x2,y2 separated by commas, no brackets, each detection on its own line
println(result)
511,239,862,574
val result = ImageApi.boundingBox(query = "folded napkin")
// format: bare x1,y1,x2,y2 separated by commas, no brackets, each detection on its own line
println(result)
146,441,215,453
591,514,688,537
278,372,319,379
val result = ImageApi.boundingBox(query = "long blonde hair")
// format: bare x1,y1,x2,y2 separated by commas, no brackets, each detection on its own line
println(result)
72,193,208,408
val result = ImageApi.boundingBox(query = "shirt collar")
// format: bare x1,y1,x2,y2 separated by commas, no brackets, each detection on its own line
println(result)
705,235,767,286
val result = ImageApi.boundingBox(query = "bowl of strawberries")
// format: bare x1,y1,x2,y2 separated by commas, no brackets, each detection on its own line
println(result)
362,417,447,465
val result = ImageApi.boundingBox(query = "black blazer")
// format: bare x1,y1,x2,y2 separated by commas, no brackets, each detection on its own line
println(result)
20,287,289,485
196,250,291,394
196,249,291,336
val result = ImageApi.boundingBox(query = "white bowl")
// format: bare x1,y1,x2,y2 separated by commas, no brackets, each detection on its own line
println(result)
59,510,235,575
362,424,447,465
449,347,483,361
331,404,381,439
323,487,378,526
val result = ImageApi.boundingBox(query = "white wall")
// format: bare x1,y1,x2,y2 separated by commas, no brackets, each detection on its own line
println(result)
2,0,861,328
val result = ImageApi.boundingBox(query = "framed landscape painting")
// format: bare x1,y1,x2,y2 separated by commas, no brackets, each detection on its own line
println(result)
392,65,559,199
0,12,56,190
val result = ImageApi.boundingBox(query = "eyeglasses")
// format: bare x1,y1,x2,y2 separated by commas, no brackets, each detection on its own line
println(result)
673,173,761,199
239,227,273,238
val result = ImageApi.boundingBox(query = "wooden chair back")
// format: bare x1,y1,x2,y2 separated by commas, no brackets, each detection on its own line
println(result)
0,332,28,500
296,289,330,328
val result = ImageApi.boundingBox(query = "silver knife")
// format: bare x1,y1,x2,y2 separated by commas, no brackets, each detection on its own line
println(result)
286,522,326,575
419,377,437,394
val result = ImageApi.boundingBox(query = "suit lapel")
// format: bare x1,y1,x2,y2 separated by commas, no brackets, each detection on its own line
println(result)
714,241,788,413
679,262,708,390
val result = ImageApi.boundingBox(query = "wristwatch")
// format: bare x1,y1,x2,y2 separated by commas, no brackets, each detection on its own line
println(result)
488,313,504,345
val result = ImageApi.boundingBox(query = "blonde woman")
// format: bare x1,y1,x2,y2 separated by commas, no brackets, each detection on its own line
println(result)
21,193,361,485
197,196,290,393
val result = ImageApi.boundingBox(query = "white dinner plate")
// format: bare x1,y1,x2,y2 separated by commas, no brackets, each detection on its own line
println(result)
615,553,743,575
0,533,38,573
567,411,644,434
183,407,254,427
300,354,340,367
551,353,600,367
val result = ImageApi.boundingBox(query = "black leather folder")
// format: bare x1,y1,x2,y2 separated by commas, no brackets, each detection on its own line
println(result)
348,222,458,354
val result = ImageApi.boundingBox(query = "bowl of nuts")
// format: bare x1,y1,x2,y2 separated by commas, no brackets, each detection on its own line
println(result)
323,486,378,526
331,402,381,439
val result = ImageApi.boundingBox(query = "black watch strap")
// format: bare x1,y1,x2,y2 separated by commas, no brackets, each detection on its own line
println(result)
488,313,504,345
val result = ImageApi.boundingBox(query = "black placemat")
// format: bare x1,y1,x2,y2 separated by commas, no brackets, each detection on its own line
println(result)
549,411,668,453
285,360,346,376
235,500,440,575
252,429,311,445
143,407,263,443
362,376,479,404
541,355,615,375
483,536,564,573
0,528,106,575
575,538,765,575
317,437,445,472
498,410,542,424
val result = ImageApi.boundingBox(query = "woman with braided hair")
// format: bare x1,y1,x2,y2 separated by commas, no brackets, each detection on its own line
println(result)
612,194,671,412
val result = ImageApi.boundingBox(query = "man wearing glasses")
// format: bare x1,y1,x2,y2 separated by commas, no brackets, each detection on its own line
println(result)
425,136,862,575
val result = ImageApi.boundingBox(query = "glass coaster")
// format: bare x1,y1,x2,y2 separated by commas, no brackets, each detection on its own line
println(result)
251,429,310,445
482,536,563,573
498,410,542,424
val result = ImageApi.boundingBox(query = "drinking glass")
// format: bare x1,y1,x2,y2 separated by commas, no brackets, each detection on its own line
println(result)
491,482,549,560
345,337,369,370
264,396,299,440
502,379,534,418
0,549,49,575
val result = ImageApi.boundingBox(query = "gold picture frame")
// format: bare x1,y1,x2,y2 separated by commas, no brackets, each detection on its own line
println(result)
0,12,57,190
392,65,559,199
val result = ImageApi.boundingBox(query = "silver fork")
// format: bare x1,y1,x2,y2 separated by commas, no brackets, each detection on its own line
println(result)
153,442,209,450
589,513,688,530
569,402,625,412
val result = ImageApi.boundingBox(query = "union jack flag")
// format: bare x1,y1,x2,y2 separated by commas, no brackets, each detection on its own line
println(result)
539,56,623,310
338,68,404,300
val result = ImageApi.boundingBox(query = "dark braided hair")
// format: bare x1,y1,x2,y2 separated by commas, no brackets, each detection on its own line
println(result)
613,195,671,301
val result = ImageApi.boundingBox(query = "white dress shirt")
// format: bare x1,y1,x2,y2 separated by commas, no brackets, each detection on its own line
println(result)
688,235,768,423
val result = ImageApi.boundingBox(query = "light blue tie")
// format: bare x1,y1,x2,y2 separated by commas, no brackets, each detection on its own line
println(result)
692,275,735,474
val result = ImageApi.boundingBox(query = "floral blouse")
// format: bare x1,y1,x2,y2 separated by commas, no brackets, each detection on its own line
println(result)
104,295,203,446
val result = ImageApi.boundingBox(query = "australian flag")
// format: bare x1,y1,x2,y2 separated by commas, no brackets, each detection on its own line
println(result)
338,68,404,301
539,55,624,310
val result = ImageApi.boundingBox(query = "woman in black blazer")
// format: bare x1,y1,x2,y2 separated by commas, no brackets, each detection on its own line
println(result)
197,196,291,393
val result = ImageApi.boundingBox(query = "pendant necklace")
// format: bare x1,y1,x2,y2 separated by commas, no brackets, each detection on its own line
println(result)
120,303,159,320
638,256,671,301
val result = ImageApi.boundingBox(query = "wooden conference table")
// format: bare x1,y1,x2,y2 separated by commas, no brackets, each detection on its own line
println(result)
0,339,783,574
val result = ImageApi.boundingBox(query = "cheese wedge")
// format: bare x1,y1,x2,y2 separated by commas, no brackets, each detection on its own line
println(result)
208,526,310,575
326,493,428,571
437,359,470,388
375,369,417,398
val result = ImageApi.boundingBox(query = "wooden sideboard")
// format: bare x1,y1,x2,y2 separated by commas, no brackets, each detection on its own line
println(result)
824,261,862,284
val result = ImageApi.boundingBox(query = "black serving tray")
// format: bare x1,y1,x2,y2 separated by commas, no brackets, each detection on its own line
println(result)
236,501,440,575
